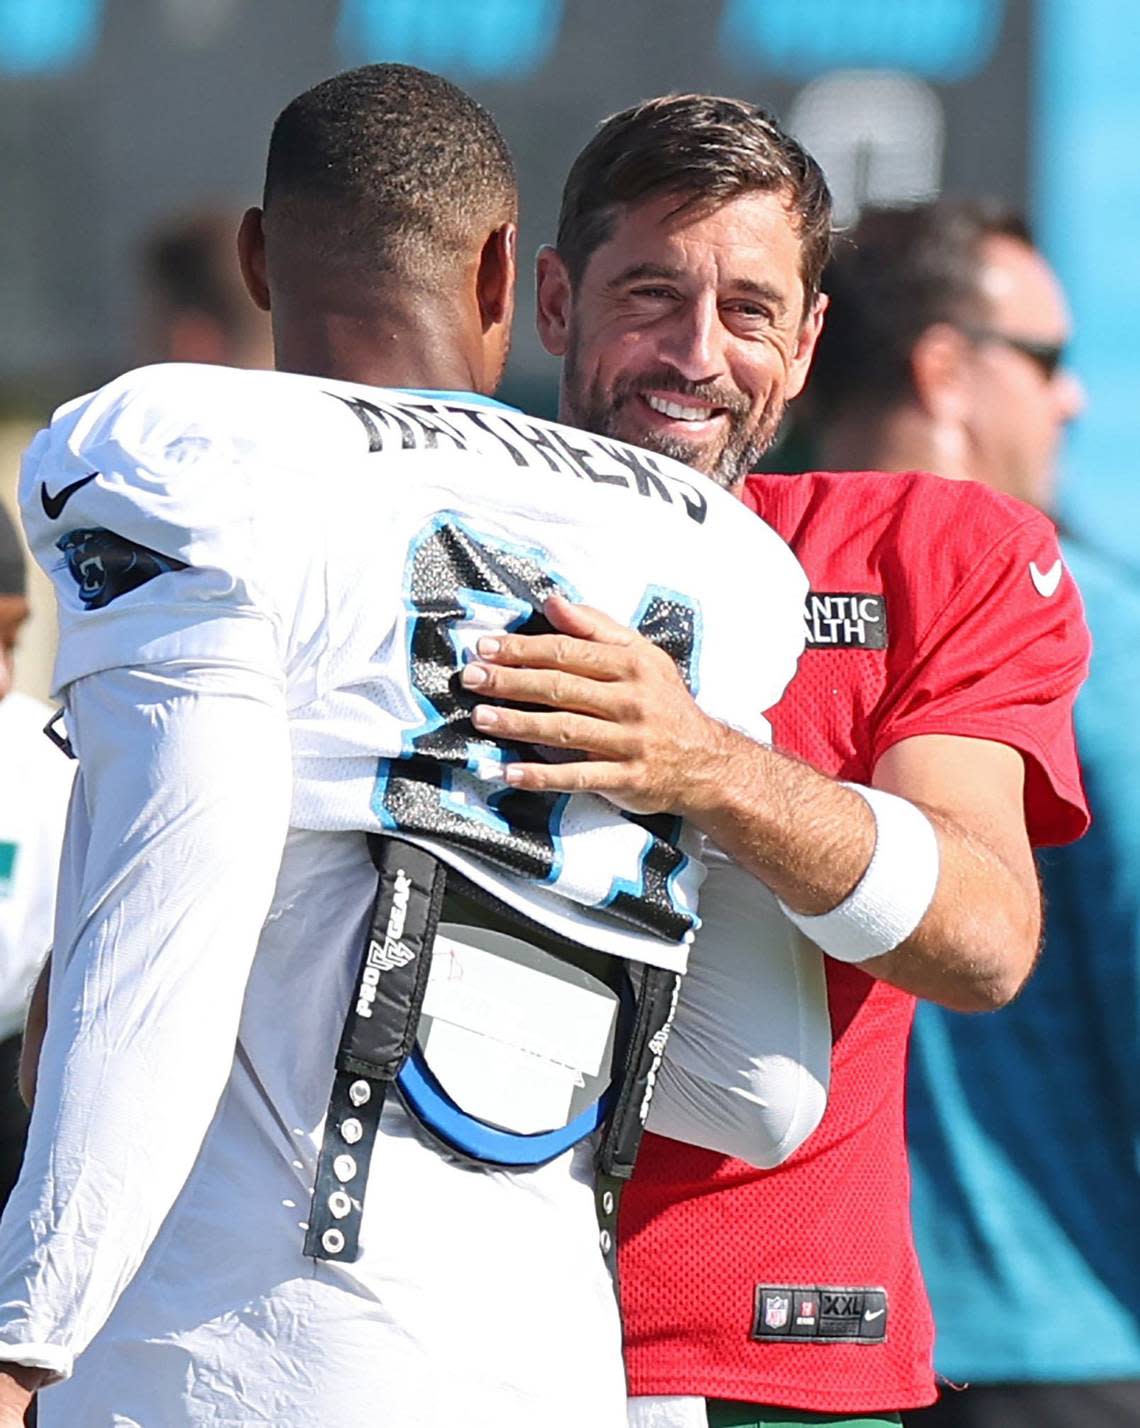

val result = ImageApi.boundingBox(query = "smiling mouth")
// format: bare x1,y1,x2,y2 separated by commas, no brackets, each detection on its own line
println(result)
640,393,727,424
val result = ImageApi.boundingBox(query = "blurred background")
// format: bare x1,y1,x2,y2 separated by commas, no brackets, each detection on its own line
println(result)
1,0,1137,697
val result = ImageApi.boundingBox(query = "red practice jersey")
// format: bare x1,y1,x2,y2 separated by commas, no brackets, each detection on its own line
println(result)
619,470,1090,1413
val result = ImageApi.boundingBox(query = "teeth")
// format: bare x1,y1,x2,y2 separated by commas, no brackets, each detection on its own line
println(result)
645,395,714,421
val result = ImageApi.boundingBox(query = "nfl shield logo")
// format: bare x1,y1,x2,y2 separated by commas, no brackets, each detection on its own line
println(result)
763,1292,791,1329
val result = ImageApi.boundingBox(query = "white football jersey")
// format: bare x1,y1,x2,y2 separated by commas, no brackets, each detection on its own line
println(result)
21,364,807,971
2,367,810,1424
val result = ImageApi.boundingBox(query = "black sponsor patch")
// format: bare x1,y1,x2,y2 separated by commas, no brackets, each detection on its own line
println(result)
804,592,888,650
752,1285,888,1343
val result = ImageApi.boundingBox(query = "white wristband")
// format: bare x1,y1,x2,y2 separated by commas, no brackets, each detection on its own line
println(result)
778,783,940,963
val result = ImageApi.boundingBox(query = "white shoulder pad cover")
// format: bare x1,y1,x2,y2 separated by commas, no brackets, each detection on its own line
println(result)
19,365,326,693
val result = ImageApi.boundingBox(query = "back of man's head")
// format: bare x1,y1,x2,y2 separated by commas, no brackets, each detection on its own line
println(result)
263,63,517,290
811,199,1030,424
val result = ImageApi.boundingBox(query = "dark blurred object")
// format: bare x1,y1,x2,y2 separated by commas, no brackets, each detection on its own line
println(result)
137,209,274,369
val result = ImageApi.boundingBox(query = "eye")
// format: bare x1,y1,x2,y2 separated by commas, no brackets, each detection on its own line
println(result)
629,285,678,302
725,300,773,321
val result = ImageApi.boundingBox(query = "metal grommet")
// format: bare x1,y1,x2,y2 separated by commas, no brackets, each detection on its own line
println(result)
601,1190,615,1216
599,1229,612,1255
333,1154,357,1183
321,1228,346,1255
348,1079,371,1107
340,1117,363,1145
328,1190,352,1219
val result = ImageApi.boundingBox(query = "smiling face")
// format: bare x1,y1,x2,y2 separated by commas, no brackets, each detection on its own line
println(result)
538,188,825,491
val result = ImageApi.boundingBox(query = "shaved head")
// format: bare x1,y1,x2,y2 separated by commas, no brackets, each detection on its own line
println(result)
262,63,517,288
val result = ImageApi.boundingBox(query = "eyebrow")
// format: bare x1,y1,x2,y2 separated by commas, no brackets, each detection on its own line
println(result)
605,261,789,316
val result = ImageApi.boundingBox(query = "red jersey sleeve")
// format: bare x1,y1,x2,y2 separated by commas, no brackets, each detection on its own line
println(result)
871,507,1090,845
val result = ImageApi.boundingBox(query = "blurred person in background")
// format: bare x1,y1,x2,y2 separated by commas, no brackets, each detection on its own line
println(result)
0,209,272,718
463,98,1091,1428
136,208,273,369
811,201,1083,507
0,505,71,1215
810,201,1138,1428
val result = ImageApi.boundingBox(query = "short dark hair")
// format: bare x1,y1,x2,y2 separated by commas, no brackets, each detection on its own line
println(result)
263,63,517,282
810,198,1032,421
141,209,259,337
556,93,832,312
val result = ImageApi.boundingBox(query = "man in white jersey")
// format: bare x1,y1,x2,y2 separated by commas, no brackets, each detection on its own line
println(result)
0,66,808,1427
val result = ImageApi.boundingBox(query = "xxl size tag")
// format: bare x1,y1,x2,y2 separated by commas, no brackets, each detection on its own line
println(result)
752,1285,888,1343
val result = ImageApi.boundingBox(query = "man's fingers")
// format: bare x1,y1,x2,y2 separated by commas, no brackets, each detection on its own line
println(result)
471,703,628,756
501,757,627,796
473,629,636,679
462,660,633,717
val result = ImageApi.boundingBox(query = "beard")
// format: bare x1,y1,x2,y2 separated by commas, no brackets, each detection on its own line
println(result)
562,345,785,492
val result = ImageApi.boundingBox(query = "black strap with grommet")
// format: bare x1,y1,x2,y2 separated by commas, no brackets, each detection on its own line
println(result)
304,836,446,1263
593,964,682,1280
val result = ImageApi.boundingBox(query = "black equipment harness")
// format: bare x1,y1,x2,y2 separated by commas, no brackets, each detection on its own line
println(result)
305,835,681,1278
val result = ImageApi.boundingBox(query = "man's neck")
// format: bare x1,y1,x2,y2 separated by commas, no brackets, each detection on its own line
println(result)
272,299,483,395
817,406,972,482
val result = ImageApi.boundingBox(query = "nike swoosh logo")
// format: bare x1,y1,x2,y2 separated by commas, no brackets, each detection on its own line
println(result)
41,472,97,520
863,1308,886,1322
1029,558,1063,598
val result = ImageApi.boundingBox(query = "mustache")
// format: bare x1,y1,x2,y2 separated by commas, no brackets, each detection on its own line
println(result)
612,368,750,419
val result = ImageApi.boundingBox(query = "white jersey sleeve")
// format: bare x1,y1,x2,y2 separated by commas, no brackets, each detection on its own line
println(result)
644,851,831,1166
0,663,292,1377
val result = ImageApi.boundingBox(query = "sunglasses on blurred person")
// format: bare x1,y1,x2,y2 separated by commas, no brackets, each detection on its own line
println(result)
957,324,1066,381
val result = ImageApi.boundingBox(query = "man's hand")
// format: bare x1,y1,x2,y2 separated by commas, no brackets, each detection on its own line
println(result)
461,593,731,817
0,1363,46,1424
464,596,1040,1011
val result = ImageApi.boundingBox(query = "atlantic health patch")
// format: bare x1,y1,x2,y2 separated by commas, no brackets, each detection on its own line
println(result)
804,592,888,650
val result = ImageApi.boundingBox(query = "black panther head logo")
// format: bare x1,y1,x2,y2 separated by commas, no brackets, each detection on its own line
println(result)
56,528,187,610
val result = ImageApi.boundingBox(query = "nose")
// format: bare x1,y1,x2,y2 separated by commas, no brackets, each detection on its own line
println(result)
1053,366,1085,425
655,293,726,383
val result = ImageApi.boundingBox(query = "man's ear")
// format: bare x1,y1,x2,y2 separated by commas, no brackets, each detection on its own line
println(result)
910,322,972,423
535,245,572,357
237,207,271,312
786,291,828,402
477,221,517,332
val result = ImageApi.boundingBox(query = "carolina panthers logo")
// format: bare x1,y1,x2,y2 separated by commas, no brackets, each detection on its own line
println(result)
56,528,187,610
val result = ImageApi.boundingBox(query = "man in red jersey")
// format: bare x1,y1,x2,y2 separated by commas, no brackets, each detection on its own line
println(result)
458,97,1090,1428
